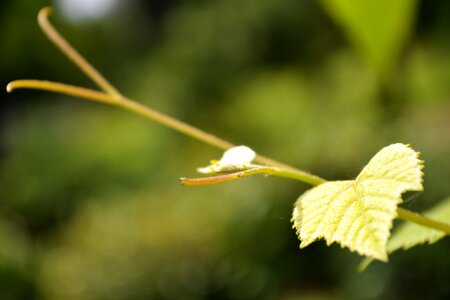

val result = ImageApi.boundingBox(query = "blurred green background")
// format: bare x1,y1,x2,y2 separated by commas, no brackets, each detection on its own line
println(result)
1,0,450,299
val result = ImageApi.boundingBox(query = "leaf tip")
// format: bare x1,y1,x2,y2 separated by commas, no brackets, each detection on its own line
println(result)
375,252,388,262
299,240,313,249
357,257,375,272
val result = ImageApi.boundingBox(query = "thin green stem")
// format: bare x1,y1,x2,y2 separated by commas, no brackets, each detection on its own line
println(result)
6,79,321,184
7,79,234,150
397,207,450,235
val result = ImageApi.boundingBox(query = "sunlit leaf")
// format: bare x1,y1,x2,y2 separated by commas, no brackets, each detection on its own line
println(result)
292,143,423,261
320,0,418,77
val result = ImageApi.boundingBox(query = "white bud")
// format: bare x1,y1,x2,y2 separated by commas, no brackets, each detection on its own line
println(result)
197,146,256,174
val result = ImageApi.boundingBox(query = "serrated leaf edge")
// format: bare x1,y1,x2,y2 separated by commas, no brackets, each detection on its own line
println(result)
292,143,424,262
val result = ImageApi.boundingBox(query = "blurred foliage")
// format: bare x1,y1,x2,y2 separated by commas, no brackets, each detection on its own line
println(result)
320,0,418,78
1,105,166,230
0,0,450,299
38,184,288,299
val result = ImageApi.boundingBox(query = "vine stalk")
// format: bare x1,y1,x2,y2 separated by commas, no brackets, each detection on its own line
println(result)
6,7,450,235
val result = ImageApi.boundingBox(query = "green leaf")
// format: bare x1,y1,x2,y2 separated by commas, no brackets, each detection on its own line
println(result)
388,197,450,252
319,0,418,77
292,143,423,261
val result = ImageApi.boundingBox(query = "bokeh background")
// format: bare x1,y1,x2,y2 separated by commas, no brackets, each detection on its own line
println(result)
1,0,450,299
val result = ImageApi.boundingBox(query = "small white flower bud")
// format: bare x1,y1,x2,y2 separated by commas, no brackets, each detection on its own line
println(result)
197,146,256,174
